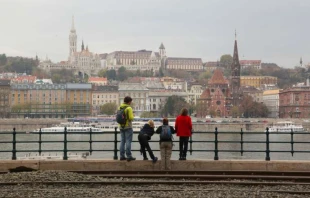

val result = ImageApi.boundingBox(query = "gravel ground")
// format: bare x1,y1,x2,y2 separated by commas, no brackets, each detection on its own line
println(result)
0,171,309,198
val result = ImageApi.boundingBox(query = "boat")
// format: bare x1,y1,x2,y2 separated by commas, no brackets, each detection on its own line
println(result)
32,126,102,133
268,121,304,132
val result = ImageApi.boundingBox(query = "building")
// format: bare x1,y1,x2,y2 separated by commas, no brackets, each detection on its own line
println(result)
165,57,203,71
148,91,188,112
10,83,92,118
118,83,149,116
11,75,37,84
92,85,119,116
279,85,310,118
88,77,108,86
240,76,277,89
34,79,53,84
187,83,204,105
241,86,263,103
39,17,101,77
240,60,262,70
197,35,242,118
0,80,10,118
105,49,161,74
263,89,280,118
203,61,220,72
160,77,187,91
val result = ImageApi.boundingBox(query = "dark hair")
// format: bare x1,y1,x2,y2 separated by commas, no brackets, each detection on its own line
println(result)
180,108,188,116
124,96,132,103
162,117,168,125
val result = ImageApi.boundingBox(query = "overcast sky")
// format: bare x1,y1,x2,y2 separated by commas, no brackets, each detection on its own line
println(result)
0,0,309,68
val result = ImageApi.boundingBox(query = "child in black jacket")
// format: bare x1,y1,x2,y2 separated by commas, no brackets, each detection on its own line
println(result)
138,120,158,163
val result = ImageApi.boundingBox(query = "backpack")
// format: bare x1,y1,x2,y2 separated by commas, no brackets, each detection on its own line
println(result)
116,106,128,126
160,125,172,141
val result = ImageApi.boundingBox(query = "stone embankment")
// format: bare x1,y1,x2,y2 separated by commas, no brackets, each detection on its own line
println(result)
0,119,63,132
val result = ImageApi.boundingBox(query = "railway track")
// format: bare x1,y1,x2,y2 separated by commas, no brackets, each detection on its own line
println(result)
1,170,310,197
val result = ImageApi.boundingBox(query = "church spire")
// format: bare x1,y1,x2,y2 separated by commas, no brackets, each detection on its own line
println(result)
81,40,84,51
300,57,303,67
71,15,76,33
231,31,240,76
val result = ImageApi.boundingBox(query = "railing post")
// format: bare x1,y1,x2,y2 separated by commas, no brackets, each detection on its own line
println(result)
89,128,93,155
240,128,244,156
290,128,294,156
63,127,68,160
113,127,118,160
189,135,193,155
12,128,16,160
39,128,42,156
265,127,270,161
214,127,219,160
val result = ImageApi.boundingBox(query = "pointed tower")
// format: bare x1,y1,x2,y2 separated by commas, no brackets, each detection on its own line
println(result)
300,57,303,67
230,31,242,106
159,43,166,59
69,16,77,56
81,40,85,51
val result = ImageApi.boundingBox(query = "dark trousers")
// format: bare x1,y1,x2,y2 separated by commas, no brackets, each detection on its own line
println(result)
179,136,189,157
138,134,155,160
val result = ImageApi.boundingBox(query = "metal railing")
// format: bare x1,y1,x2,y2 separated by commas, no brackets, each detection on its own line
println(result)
1,127,310,161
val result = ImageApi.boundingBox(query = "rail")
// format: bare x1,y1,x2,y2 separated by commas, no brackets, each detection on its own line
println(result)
0,127,309,161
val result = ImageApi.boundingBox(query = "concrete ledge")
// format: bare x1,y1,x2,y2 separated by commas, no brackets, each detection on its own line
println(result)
0,160,310,172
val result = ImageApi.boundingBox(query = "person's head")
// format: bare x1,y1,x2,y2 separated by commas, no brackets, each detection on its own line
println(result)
148,120,155,128
180,108,188,116
162,117,168,125
124,96,132,104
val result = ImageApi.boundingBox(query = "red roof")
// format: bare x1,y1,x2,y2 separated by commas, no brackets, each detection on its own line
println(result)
208,69,228,85
88,77,107,82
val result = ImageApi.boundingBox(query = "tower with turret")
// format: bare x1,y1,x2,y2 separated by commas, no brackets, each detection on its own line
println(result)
69,16,77,57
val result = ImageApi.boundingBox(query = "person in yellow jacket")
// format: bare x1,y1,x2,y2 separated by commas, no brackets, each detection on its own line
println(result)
118,96,135,161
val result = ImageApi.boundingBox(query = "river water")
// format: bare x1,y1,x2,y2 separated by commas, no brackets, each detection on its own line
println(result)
0,129,310,161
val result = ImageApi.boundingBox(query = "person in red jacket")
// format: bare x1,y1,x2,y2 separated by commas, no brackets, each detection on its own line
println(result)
175,108,192,160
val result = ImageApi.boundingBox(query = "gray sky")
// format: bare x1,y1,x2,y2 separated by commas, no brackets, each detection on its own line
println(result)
0,0,309,68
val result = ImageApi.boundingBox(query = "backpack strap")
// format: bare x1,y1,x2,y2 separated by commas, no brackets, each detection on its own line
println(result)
119,106,128,128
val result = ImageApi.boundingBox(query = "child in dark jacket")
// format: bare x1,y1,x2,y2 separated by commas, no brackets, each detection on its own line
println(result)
138,120,158,163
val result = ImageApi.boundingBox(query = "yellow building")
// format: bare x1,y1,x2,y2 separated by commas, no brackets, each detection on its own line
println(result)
240,76,277,88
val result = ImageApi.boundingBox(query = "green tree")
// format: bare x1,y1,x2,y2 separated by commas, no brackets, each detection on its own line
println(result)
100,103,118,115
161,95,189,117
0,54,7,66
106,70,117,80
98,69,107,77
118,66,128,81
231,106,240,118
220,54,233,69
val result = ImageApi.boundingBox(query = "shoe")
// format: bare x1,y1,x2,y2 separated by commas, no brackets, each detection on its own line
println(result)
179,157,182,160
143,158,149,160
183,157,187,160
152,157,158,163
127,157,136,162
120,157,127,161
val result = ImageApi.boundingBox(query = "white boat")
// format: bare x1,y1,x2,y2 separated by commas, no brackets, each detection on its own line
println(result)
268,121,304,132
33,126,102,133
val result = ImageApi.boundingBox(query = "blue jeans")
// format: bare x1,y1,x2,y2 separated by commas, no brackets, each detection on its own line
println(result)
120,128,133,158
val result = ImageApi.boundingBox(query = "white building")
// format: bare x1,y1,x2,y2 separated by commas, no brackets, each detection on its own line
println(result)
263,89,280,118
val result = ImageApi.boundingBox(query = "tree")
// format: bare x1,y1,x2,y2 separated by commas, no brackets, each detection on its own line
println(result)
161,95,189,117
106,70,117,80
98,69,107,77
220,54,233,69
118,66,128,81
100,103,118,115
0,54,7,66
231,106,240,118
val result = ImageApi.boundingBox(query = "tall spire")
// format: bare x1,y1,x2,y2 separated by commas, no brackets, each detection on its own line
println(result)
300,57,303,67
71,15,75,32
81,40,84,51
